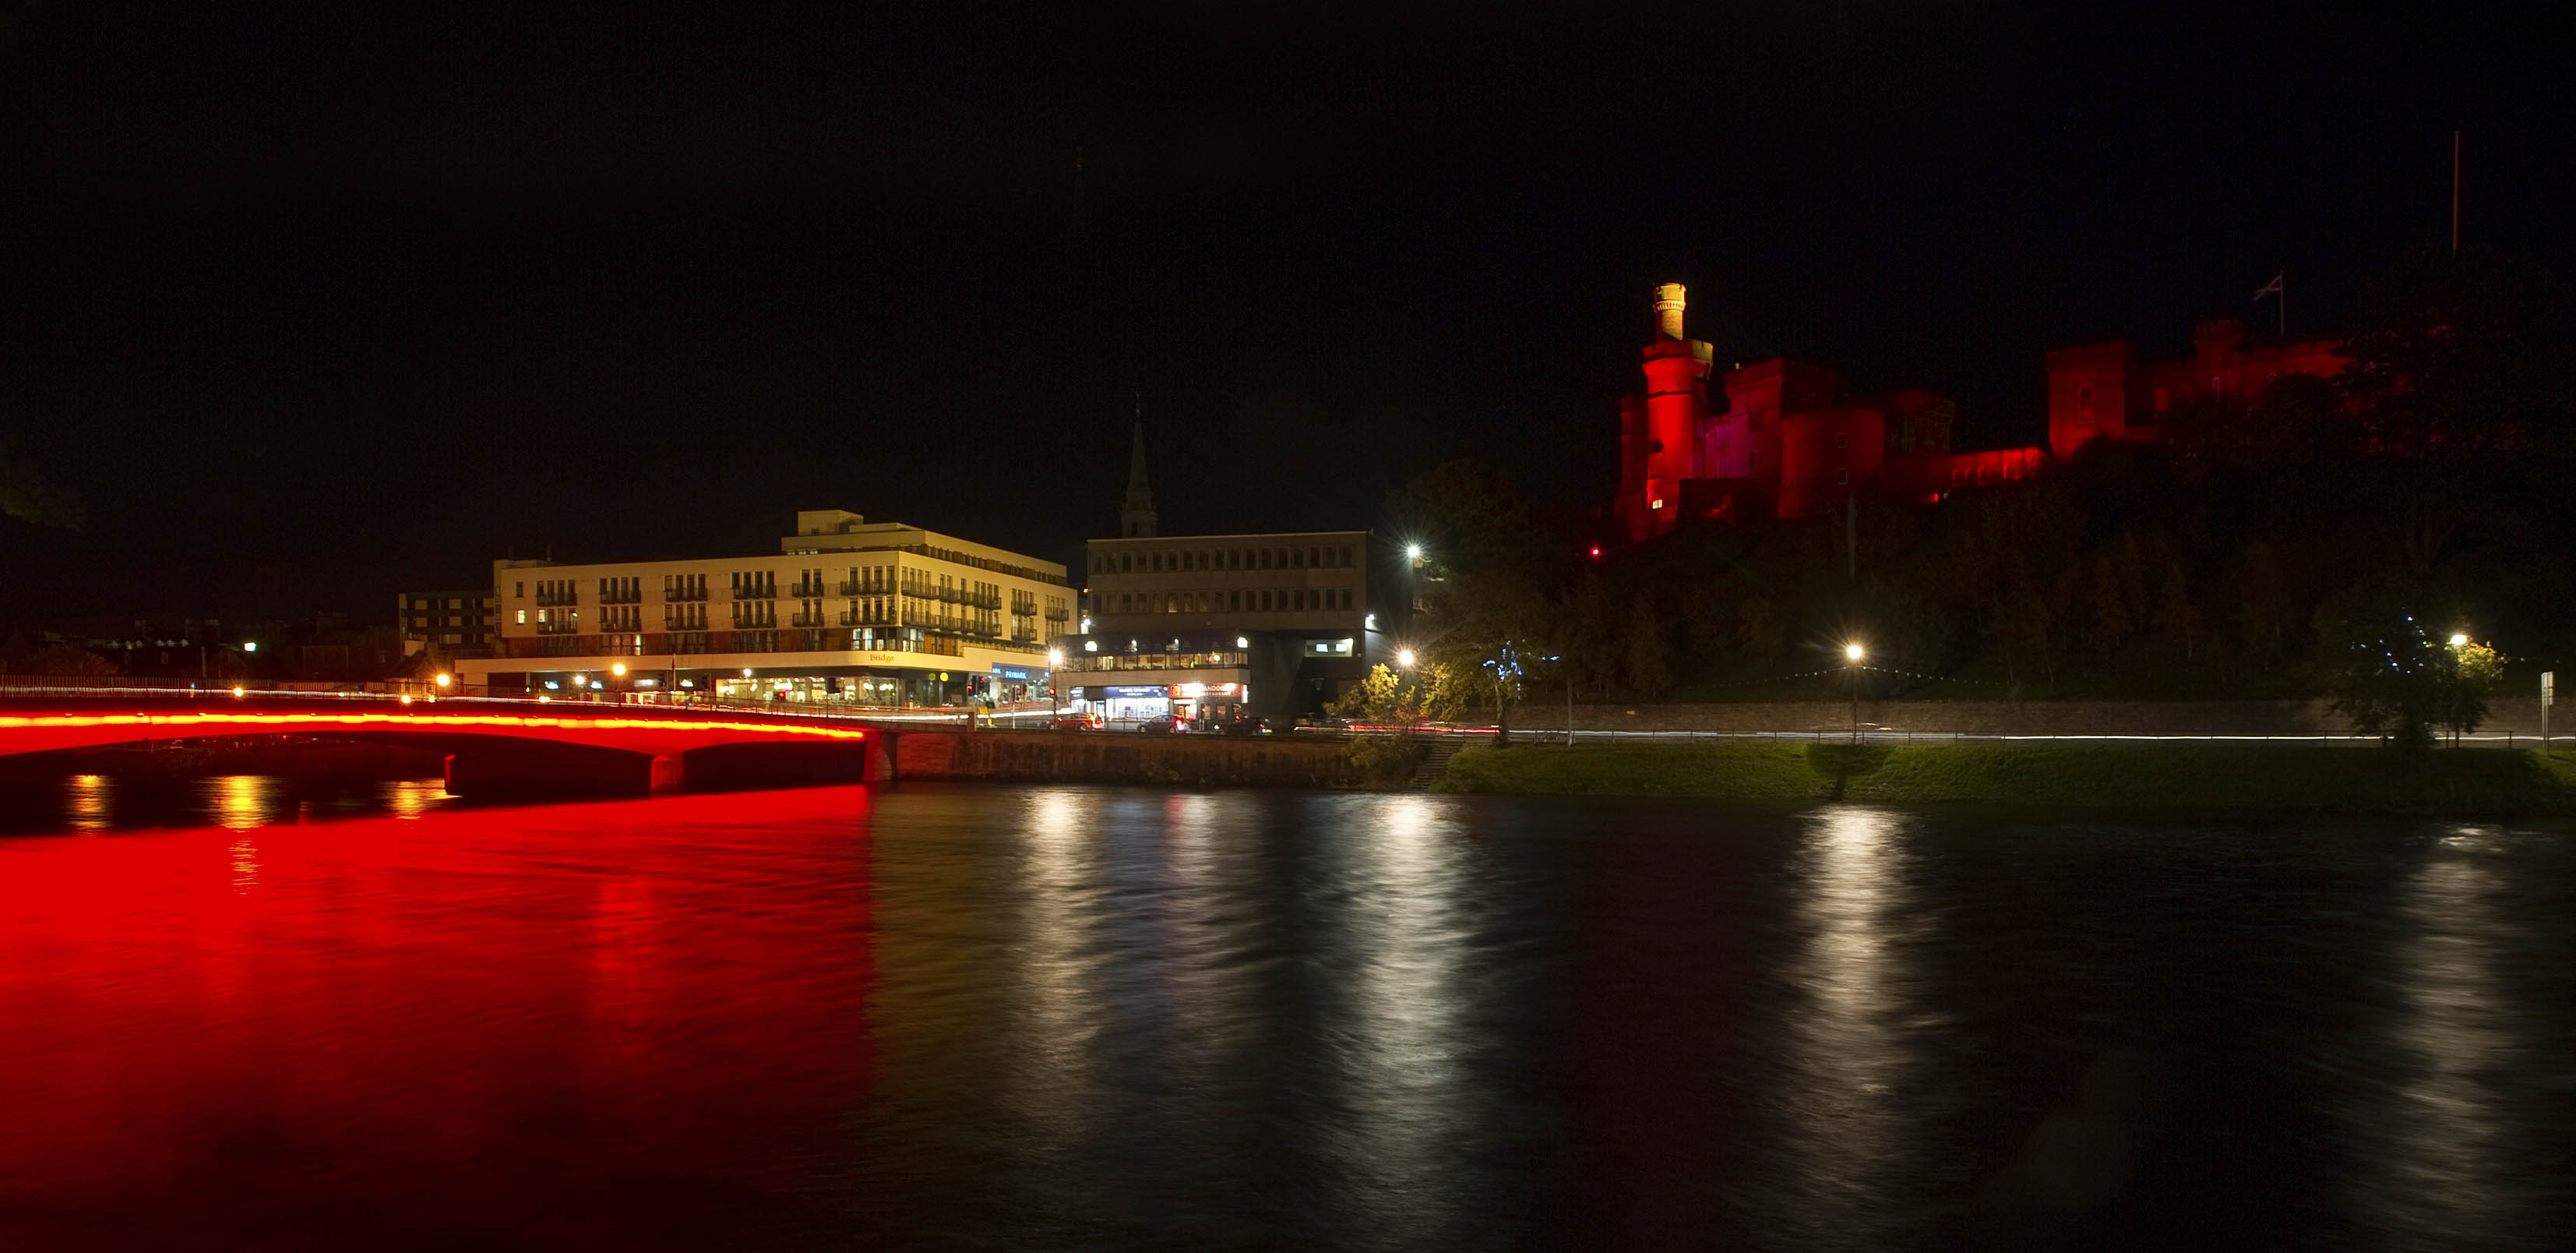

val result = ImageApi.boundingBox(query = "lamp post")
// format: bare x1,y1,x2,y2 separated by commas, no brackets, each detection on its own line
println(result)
1047,648,1064,721
1844,642,1866,742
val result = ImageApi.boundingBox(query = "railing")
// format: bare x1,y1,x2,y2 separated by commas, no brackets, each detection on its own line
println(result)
534,591,576,607
836,580,861,596
1062,651,1250,672
731,586,774,601
967,591,1003,610
535,620,582,636
1045,608,1071,620
600,588,642,605
789,613,826,629
789,581,825,598
664,586,709,602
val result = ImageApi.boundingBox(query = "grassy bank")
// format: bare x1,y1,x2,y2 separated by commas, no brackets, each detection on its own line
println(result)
1436,740,2576,815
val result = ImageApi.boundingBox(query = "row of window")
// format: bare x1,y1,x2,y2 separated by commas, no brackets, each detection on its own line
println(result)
1094,543,1357,577
1108,588,1355,615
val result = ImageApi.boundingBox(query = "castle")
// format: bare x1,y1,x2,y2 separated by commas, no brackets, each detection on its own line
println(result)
1612,284,2342,542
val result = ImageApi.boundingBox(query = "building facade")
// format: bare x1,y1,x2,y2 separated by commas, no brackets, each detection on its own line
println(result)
1050,425,1391,722
1612,284,2343,542
2044,318,2341,459
456,510,1072,708
1615,283,2047,539
396,588,499,658
1060,529,1381,723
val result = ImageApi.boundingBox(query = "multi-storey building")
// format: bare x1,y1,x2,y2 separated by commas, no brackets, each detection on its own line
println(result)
456,510,1072,708
396,588,499,658
1052,429,1392,722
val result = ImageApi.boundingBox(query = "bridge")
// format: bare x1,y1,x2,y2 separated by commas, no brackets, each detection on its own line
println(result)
0,689,886,796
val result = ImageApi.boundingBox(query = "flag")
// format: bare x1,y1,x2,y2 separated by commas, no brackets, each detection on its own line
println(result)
2252,270,2284,302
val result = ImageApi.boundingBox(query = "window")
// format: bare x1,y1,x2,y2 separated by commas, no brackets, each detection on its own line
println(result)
1835,469,1849,485
2077,384,2095,427
1834,432,1848,450
514,582,525,598
516,609,527,624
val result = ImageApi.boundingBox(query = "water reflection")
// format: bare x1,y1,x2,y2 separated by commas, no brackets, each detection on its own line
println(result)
1326,793,1481,1248
1784,806,1915,1243
67,774,111,831
2373,826,2518,1243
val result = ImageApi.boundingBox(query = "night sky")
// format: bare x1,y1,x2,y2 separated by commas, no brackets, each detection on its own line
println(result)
2,3,2564,630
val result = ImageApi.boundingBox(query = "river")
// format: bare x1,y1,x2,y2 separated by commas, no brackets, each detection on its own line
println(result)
2,776,2571,1250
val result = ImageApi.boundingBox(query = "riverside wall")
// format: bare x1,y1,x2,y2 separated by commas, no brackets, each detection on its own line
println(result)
1489,698,2557,736
888,729,1361,786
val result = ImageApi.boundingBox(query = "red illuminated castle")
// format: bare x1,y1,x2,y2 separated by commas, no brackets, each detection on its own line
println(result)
1612,284,2342,542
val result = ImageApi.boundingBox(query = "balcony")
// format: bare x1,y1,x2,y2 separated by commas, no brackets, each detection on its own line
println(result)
835,579,861,596
731,586,775,601
665,585,708,602
789,581,826,599
600,588,642,605
790,613,826,629
534,591,576,608
1045,607,1071,621
967,591,1003,610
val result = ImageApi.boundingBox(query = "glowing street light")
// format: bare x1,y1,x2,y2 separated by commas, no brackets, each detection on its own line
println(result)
1404,543,1425,562
2449,633,2470,647
434,672,452,688
1397,648,1417,668
610,662,628,677
241,641,258,653
1845,642,1866,661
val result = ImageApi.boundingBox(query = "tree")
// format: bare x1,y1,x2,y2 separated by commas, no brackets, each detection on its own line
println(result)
9,644,118,676
1622,595,1672,694
2311,578,2498,751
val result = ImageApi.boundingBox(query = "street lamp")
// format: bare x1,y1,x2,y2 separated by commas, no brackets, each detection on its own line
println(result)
1843,643,1866,742
434,672,451,689
1397,648,1417,669
2449,633,2470,647
611,662,628,676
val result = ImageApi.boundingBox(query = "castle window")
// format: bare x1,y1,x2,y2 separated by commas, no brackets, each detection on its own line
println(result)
1834,432,1848,450
2077,385,2095,427
1836,469,1849,485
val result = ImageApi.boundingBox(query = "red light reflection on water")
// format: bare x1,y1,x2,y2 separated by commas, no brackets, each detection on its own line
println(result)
0,786,877,1249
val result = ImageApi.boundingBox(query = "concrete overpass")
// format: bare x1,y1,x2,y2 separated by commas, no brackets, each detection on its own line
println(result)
0,689,885,796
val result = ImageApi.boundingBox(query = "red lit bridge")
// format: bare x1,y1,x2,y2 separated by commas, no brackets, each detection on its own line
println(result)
0,689,888,797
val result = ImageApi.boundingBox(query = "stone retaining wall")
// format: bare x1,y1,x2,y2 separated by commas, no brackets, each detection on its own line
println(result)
1487,697,2555,736
889,729,1360,786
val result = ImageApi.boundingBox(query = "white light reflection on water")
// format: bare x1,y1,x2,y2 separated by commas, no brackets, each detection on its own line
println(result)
2371,825,2518,1244
1329,792,1478,1247
1157,792,1253,1094
1010,789,1104,1139
1782,806,1919,1243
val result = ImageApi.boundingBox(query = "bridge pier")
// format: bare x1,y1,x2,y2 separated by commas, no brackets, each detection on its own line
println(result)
442,745,682,799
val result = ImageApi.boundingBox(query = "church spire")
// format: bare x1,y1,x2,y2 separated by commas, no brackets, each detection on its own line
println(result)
1120,394,1158,538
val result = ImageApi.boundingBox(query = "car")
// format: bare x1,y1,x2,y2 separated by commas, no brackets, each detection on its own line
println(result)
1044,712,1101,731
1218,717,1272,737
1136,714,1179,733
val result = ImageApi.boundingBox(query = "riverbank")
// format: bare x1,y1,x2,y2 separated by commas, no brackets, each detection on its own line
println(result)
1436,740,2576,814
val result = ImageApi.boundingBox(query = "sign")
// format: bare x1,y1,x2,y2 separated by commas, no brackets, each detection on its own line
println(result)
2543,671,2555,707
991,665,1036,681
1103,685,1168,699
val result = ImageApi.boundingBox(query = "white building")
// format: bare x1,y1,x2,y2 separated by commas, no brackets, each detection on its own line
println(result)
457,510,1071,709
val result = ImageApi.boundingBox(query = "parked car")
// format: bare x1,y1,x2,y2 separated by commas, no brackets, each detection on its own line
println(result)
1044,712,1101,731
1136,714,1180,733
1218,717,1273,737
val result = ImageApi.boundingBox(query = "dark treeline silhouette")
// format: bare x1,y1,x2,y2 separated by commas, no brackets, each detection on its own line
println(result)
1411,248,2575,708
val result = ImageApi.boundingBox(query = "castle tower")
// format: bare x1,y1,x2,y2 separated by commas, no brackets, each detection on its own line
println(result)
1637,282,1714,538
1119,401,1158,538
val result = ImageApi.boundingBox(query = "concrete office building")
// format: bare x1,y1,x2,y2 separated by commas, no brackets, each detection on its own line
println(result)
1054,424,1394,723
456,510,1072,708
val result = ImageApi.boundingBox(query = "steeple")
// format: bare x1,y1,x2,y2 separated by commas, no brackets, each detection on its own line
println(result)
1120,396,1158,538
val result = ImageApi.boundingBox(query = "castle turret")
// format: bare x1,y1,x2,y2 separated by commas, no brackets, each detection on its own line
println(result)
1637,283,1714,538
